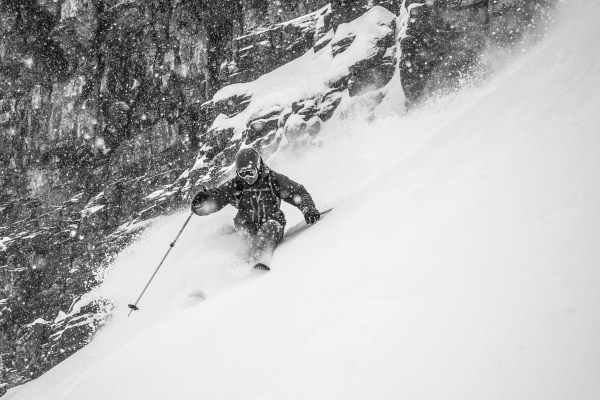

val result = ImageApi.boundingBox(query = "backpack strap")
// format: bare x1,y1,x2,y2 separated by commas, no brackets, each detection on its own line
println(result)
267,169,282,207
267,170,277,197
233,179,243,209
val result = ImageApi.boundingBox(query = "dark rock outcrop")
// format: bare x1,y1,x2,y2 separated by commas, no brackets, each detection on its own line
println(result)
228,4,332,84
399,0,557,108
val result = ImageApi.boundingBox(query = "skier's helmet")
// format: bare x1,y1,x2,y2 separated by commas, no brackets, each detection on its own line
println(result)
235,148,262,185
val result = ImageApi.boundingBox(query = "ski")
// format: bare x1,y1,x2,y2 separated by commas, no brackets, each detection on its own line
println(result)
283,207,333,242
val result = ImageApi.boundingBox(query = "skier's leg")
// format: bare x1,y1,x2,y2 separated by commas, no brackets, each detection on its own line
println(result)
233,219,261,262
250,220,284,265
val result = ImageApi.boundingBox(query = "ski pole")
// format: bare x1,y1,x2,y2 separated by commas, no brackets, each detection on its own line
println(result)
128,211,194,316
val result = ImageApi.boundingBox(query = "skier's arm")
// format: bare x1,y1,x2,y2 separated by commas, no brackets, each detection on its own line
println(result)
273,172,317,214
191,179,238,216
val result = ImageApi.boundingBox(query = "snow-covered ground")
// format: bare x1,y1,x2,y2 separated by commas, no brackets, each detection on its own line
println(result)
6,1,600,399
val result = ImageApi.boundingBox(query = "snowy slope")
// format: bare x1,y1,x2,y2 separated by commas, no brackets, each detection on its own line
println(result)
6,1,600,399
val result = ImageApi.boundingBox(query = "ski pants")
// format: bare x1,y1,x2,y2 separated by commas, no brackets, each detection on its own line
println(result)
235,219,285,260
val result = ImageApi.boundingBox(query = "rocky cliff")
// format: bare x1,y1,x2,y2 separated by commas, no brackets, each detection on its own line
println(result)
0,0,555,394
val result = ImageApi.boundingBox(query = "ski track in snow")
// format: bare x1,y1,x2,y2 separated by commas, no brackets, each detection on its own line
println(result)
6,2,600,399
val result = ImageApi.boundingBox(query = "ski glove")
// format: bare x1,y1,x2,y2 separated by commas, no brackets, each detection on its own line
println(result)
191,186,211,216
303,207,321,225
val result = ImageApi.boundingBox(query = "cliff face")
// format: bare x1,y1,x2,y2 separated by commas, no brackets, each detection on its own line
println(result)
0,0,555,395
0,0,334,392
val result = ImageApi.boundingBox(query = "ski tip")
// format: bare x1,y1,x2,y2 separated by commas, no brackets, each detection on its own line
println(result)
319,207,334,216
253,263,270,271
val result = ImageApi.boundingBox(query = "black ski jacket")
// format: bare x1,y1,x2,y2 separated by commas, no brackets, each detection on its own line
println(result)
192,166,316,231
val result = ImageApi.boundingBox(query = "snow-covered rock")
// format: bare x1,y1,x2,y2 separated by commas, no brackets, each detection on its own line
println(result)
185,6,400,188
25,318,51,328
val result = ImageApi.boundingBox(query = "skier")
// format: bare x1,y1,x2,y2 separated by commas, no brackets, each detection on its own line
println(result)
191,148,321,270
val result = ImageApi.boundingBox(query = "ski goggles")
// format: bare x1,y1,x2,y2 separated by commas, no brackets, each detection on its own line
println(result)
237,166,258,180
